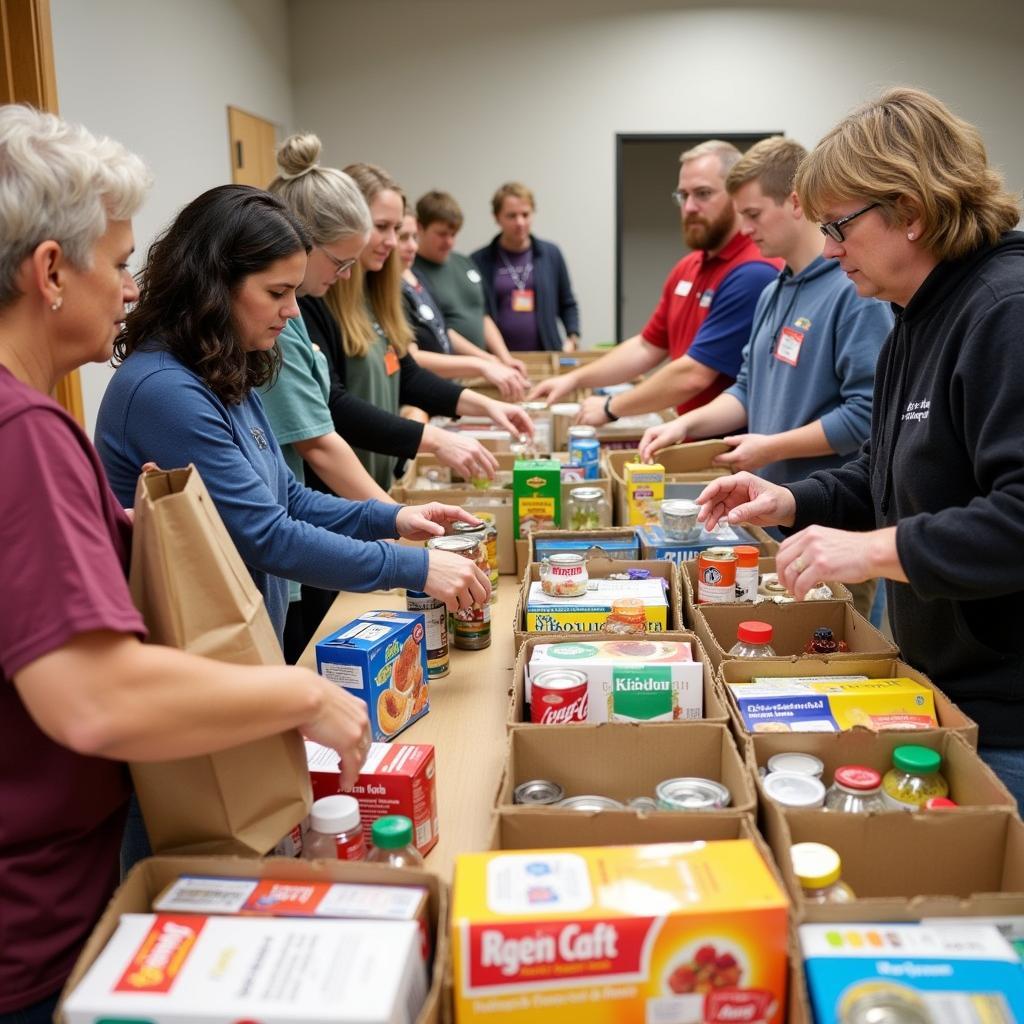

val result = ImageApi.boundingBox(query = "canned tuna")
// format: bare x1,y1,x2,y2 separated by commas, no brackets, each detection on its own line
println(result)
513,780,565,805
655,777,731,811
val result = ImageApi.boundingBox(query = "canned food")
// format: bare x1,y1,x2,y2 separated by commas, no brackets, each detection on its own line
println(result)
474,512,500,605
567,425,597,440
558,795,624,811
655,777,731,811
531,668,589,724
697,547,738,603
766,752,825,779
627,796,658,812
539,552,589,598
405,590,449,678
513,780,565,806
426,536,491,650
733,545,760,602
839,982,931,1024
659,499,700,541
762,771,827,809
568,436,601,480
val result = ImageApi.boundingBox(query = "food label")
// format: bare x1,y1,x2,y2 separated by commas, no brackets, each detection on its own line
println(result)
514,459,561,539
611,666,673,721
624,462,665,526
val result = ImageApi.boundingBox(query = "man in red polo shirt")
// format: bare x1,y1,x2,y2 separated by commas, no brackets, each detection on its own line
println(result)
530,140,781,424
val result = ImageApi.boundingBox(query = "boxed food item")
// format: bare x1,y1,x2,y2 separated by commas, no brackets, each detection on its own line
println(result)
639,521,765,564
316,611,429,742
513,459,561,539
525,638,704,723
452,840,788,1023
306,740,439,856
728,676,938,734
530,528,640,563
64,913,427,1024
623,460,665,525
525,577,668,633
799,922,1024,1023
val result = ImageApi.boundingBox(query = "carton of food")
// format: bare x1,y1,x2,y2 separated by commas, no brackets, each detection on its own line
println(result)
524,578,668,633
623,460,665,525
315,611,429,742
513,459,561,539
638,522,761,564
526,639,704,722
452,840,789,1024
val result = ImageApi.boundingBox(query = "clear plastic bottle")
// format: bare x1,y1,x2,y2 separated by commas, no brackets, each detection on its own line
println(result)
365,814,425,868
728,621,776,657
882,746,949,811
825,765,888,813
791,842,856,903
301,795,366,861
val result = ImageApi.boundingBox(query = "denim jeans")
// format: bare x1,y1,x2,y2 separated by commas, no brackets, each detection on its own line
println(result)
0,990,60,1024
977,746,1024,816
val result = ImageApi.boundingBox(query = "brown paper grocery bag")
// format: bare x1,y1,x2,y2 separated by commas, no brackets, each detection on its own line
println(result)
128,464,311,856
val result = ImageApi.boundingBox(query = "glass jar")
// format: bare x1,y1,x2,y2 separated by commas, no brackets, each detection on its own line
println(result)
365,815,424,868
659,499,700,541
604,597,646,634
540,552,589,597
805,626,849,655
301,795,366,861
882,746,949,811
566,486,611,531
825,765,888,813
791,842,856,904
728,621,776,657
474,512,500,604
520,402,552,453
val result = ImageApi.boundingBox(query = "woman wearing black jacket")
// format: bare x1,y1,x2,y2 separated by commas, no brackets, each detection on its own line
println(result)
694,88,1024,810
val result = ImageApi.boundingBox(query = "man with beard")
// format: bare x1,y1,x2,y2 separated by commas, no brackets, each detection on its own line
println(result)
530,140,781,425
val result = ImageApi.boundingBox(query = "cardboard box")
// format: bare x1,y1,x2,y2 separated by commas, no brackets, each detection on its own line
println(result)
452,840,789,1024
315,611,430,742
513,458,561,538
495,721,756,814
509,633,728,728
57,856,448,1024
593,410,674,451
720,657,979,747
524,576,669,632
306,740,439,856
691,600,898,670
641,523,780,567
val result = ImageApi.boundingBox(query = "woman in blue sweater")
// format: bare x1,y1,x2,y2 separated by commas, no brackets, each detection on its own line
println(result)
96,185,490,645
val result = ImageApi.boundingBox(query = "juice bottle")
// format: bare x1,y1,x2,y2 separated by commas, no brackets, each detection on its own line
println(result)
366,815,424,868
791,842,855,904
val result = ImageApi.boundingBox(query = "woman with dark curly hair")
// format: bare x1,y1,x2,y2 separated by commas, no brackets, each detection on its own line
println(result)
96,184,490,648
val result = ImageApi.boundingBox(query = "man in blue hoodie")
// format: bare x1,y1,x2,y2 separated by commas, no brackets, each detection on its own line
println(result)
640,136,892,614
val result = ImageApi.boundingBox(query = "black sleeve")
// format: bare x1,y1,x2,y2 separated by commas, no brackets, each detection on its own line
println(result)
786,441,877,533
555,246,581,337
398,352,464,417
471,248,499,321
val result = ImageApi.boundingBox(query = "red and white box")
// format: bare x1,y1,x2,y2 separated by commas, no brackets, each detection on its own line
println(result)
306,741,440,856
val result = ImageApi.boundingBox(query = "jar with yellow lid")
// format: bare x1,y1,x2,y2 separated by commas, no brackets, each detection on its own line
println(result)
791,842,856,904
881,746,949,811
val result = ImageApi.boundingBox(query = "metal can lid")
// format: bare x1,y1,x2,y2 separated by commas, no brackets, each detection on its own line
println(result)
702,547,737,561
661,499,699,516
655,777,731,810
521,401,550,413
567,424,597,438
426,535,477,554
627,796,659,812
763,580,790,594
558,795,624,811
767,753,825,778
532,668,588,691
452,521,486,536
569,487,604,501
547,552,585,566
834,764,883,791
763,771,826,808
513,780,565,805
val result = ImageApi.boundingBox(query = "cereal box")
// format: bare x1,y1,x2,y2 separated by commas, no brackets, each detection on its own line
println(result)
453,841,788,1024
526,639,703,722
624,461,665,525
729,677,938,733
514,459,561,539
525,578,668,633
315,611,429,742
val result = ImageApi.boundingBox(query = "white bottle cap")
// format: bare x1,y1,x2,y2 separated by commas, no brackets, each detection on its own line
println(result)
310,794,361,834
767,752,825,779
763,771,826,809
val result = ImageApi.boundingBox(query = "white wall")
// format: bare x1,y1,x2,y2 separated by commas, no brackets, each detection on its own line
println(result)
290,0,1024,345
50,0,295,435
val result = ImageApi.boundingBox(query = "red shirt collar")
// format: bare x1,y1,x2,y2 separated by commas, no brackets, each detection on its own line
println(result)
700,229,757,266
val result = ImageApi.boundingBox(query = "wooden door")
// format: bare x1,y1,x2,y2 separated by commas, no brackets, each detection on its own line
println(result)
228,106,277,188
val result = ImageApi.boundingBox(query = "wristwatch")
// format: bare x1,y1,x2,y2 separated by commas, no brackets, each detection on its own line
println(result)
603,394,619,422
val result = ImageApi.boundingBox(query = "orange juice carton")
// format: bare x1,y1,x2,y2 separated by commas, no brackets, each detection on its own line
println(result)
306,740,439,855
452,840,788,1023
315,610,430,741
526,639,704,722
64,913,427,1024
624,460,665,525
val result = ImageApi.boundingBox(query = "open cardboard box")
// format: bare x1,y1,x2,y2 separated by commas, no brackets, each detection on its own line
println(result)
57,855,448,1024
509,632,728,728
495,721,756,814
513,556,682,655
517,523,636,577
720,656,979,748
691,599,898,669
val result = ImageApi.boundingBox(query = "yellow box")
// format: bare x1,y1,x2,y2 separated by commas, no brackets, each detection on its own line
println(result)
623,461,664,525
729,677,939,733
524,578,667,633
452,841,788,1024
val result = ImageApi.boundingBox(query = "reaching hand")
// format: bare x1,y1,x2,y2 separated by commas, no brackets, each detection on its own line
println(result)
574,395,610,427
426,426,499,480
528,374,575,404
482,398,535,440
424,548,491,611
302,676,372,791
777,525,895,600
696,471,797,532
396,502,482,541
639,418,688,462
502,355,529,377
481,360,528,401
713,433,776,473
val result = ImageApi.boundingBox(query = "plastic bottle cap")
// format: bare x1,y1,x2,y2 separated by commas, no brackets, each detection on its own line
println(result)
813,627,835,642
737,621,773,644
892,745,942,775
310,795,361,834
767,753,824,778
733,545,760,567
791,842,842,889
834,765,882,791
924,797,958,810
763,772,826,808
371,814,415,849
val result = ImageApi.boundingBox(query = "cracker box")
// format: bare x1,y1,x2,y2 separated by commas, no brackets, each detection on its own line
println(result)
513,459,561,539
526,639,703,722
64,913,427,1024
452,841,788,1024
800,923,1024,1023
638,522,760,564
316,611,429,742
306,740,440,856
525,577,668,633
729,677,938,733
623,460,665,525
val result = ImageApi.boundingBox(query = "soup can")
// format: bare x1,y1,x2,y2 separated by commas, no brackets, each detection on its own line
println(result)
655,777,731,811
426,535,491,649
405,590,449,678
531,668,589,724
568,436,601,480
513,780,565,806
558,795,624,811
697,547,738,603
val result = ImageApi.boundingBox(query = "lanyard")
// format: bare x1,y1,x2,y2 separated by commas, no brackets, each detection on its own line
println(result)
498,249,533,292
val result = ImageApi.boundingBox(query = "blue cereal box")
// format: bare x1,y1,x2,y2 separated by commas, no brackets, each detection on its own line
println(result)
315,611,429,742
638,522,759,564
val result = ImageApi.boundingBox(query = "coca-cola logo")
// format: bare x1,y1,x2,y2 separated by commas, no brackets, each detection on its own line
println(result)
540,693,588,723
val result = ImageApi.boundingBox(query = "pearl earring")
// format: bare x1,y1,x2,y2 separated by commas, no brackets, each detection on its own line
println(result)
50,297,63,311
907,232,916,241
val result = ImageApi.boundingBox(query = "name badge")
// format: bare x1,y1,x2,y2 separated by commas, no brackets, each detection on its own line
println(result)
511,289,535,312
674,279,694,297
384,346,401,375
467,268,482,284
775,326,805,366
418,303,435,321
699,289,714,309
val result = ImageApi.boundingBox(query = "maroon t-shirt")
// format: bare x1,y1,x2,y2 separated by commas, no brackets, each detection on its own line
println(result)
0,367,145,1012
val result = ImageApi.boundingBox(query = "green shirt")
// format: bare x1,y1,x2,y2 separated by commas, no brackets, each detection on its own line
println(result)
346,320,402,490
413,251,487,349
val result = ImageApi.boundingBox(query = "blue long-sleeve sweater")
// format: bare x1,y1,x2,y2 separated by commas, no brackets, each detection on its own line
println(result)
95,347,428,640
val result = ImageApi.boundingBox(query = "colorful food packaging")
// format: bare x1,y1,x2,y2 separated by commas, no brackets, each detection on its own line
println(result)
623,461,665,525
525,578,668,633
315,611,429,742
638,522,760,564
533,531,640,562
453,841,788,1023
513,459,562,539
526,639,704,722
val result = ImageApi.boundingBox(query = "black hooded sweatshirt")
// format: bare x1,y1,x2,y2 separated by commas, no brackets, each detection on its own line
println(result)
787,231,1024,746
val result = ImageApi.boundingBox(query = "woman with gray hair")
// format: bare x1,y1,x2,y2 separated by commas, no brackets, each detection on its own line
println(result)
0,106,373,1022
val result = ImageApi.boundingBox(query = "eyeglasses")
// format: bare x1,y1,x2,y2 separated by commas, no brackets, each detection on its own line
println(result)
819,202,880,242
671,187,720,207
319,247,358,275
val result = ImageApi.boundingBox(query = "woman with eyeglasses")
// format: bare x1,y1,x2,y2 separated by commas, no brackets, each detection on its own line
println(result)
695,88,1024,809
